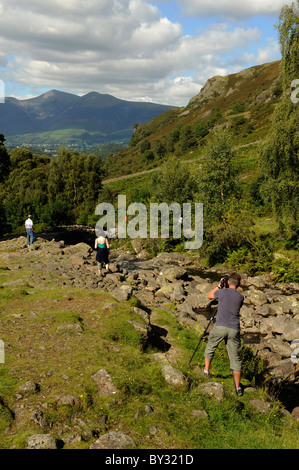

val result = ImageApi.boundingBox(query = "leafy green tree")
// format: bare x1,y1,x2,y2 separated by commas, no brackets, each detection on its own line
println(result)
231,103,245,114
194,121,209,139
47,148,103,209
140,139,151,154
83,153,104,206
6,149,51,204
43,200,75,226
3,148,52,228
0,134,10,183
196,129,239,225
259,1,299,241
205,199,273,268
4,197,28,230
154,139,167,158
152,156,195,205
275,0,299,90
170,127,180,144
142,149,155,161
181,125,197,151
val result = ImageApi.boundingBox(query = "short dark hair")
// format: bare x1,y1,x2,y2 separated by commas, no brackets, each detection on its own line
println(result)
229,273,241,287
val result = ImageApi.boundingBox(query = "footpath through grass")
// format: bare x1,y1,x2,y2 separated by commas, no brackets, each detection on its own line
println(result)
0,269,298,449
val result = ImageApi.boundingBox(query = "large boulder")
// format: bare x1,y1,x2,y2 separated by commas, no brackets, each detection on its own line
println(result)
160,266,187,282
92,369,119,396
89,431,135,449
260,316,299,341
244,289,268,306
199,382,224,403
26,434,58,449
161,365,187,387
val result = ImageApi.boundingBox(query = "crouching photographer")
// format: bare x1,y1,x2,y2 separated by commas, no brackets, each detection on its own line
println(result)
204,273,244,396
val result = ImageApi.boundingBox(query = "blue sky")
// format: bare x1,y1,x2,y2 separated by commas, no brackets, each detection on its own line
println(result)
0,0,292,106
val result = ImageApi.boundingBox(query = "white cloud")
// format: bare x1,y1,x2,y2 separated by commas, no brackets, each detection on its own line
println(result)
255,38,280,64
0,0,283,106
166,0,293,18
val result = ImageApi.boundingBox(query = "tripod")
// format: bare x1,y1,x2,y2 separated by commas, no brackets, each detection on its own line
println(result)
188,305,218,365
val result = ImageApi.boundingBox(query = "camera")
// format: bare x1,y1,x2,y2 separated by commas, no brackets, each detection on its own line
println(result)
220,275,229,289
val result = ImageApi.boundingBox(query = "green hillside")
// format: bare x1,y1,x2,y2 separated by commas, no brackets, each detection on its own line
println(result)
104,61,282,179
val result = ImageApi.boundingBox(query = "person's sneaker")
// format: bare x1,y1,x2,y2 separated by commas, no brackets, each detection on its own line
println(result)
203,369,209,377
236,387,243,397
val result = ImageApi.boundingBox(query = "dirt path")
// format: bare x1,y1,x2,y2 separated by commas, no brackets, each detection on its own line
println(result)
102,140,261,185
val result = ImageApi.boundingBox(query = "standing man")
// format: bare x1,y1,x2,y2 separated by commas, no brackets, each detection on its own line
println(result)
25,215,34,246
204,273,244,396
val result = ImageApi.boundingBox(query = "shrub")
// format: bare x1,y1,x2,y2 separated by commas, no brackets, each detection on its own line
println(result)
231,103,245,114
271,257,299,283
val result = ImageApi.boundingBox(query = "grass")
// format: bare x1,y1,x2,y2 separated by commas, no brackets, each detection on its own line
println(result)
0,244,298,450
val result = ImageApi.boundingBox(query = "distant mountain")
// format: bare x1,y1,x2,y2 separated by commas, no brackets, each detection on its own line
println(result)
0,90,176,148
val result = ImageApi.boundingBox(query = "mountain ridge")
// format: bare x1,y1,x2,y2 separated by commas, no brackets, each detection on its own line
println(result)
0,90,176,148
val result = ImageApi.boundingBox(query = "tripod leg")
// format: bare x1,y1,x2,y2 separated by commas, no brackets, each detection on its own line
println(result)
188,307,218,366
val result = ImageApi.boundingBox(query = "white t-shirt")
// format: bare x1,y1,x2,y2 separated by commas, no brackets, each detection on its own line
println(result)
25,218,33,230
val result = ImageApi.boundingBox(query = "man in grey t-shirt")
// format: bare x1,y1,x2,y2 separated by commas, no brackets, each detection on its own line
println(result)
204,273,244,396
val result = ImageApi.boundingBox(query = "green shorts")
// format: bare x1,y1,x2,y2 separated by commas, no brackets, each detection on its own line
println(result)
204,325,241,371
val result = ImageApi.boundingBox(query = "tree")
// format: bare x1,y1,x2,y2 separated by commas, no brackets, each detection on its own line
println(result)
154,139,167,158
197,129,239,225
140,139,151,154
47,148,103,212
0,134,10,183
3,148,52,227
170,127,180,144
275,1,299,90
194,121,209,139
180,125,197,151
259,1,299,241
152,156,195,205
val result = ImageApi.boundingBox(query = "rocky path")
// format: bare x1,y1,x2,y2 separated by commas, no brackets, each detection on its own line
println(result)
1,235,299,449
2,235,298,390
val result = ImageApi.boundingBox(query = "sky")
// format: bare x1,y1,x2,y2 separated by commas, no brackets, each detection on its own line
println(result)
0,0,294,107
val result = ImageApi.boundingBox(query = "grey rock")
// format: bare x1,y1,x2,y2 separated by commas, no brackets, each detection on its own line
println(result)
57,323,83,332
64,433,83,445
192,409,208,419
247,274,271,289
89,431,135,449
160,266,187,281
30,410,49,428
291,407,299,422
54,395,80,406
244,289,268,306
199,382,224,402
110,285,133,301
2,279,28,287
26,433,58,449
92,369,119,396
250,399,271,414
131,307,151,324
161,365,187,387
18,381,39,395
145,404,155,415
